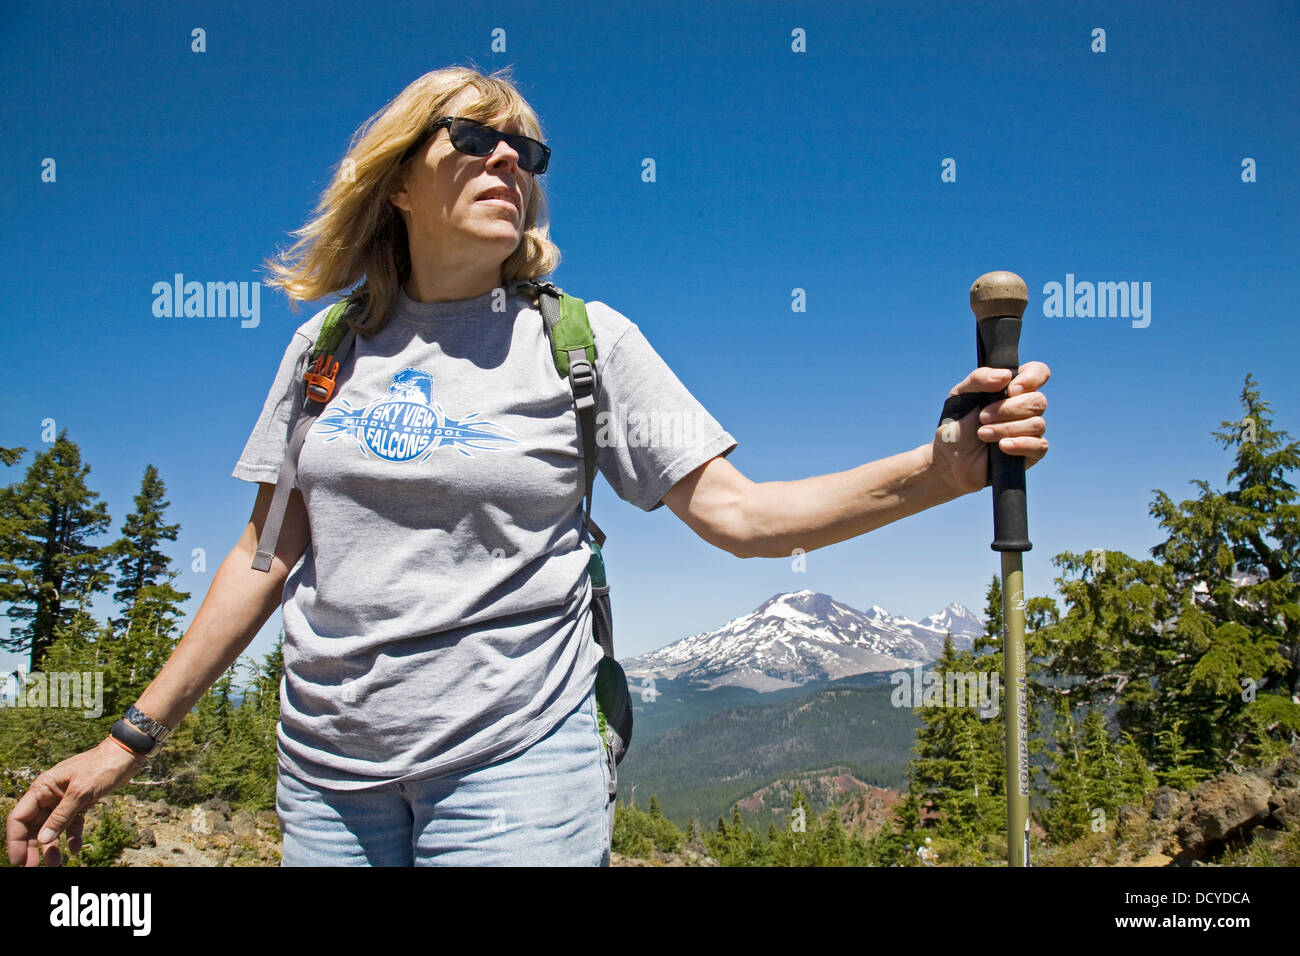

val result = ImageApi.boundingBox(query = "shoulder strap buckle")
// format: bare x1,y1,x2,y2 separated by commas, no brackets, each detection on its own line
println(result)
508,277,563,300
304,353,342,403
567,350,595,394
301,299,356,404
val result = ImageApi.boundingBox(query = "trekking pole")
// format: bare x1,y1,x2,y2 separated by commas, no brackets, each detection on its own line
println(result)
968,271,1032,867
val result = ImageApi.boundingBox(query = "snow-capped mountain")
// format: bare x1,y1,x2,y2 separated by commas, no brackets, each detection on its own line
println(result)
622,589,986,693
918,603,985,644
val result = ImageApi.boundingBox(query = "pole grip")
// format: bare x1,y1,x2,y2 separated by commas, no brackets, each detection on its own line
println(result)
977,316,1031,552
970,273,1032,553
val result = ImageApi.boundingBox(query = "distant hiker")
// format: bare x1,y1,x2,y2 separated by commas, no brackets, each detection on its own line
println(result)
917,836,937,866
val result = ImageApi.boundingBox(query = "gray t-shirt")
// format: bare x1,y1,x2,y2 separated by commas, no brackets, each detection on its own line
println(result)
233,285,738,790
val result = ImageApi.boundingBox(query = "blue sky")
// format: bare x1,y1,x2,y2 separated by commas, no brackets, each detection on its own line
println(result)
2,0,1298,679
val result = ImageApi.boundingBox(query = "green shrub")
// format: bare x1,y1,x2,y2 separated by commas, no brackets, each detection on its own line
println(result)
74,806,136,867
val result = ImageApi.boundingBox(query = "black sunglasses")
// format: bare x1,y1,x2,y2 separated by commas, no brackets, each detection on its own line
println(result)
401,116,550,174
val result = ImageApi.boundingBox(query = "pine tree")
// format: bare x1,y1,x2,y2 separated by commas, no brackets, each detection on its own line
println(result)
1044,701,1092,842
250,631,284,719
867,787,923,866
638,793,682,853
1155,718,1212,790
703,803,766,867
1082,706,1157,832
907,635,964,826
974,573,1003,655
1035,376,1300,779
906,631,1007,853
0,430,115,670
105,468,190,688
1114,730,1158,803
0,605,112,789
817,804,851,865
971,575,1014,855
107,465,185,624
1161,375,1300,768
611,800,654,859
729,803,757,864
1079,706,1117,813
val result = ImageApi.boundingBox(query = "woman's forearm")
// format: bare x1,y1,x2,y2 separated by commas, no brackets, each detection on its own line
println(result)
739,442,962,559
127,543,287,732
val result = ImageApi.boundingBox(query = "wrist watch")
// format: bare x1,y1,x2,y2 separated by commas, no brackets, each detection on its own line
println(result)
110,703,174,757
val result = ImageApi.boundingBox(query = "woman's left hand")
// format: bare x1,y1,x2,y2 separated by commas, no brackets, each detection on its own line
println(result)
929,361,1051,497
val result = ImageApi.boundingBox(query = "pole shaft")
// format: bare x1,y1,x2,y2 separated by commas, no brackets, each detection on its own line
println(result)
1002,551,1030,866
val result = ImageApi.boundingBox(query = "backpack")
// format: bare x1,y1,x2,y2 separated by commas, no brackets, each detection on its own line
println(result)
247,278,634,790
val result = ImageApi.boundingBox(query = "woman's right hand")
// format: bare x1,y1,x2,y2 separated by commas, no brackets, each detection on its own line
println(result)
6,737,150,867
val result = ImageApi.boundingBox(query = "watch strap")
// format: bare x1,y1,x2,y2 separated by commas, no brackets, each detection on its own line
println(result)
125,703,173,744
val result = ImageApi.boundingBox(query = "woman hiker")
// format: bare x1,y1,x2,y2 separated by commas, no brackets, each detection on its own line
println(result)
6,65,1049,867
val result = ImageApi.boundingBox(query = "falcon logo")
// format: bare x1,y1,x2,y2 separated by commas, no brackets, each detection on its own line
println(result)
311,367,517,462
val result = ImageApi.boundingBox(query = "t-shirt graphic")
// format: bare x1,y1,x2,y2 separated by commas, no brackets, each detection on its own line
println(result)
314,366,517,463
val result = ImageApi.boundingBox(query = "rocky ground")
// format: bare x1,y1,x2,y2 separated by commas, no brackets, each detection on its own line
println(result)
611,844,719,866
1,791,708,866
3,740,1295,866
88,795,278,867
1040,740,1300,866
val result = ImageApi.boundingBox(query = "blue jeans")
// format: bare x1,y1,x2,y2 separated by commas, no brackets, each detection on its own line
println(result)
276,683,615,866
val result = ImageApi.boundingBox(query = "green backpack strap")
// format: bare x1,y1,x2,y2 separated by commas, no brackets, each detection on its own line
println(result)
312,299,353,361
530,281,606,553
547,292,597,379
524,280,633,770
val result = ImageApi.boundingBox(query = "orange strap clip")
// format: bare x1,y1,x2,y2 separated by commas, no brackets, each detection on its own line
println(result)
304,353,341,403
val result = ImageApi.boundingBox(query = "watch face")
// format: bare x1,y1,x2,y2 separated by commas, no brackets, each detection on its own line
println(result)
111,722,153,758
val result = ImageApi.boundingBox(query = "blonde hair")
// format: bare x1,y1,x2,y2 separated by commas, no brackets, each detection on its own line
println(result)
260,64,561,335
